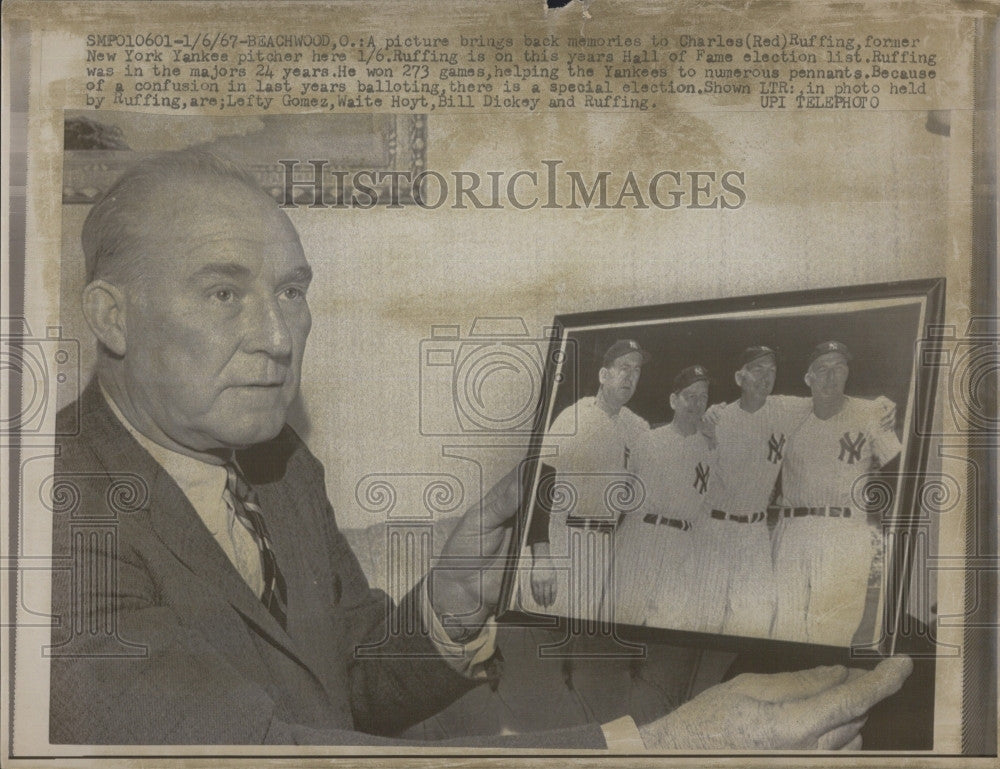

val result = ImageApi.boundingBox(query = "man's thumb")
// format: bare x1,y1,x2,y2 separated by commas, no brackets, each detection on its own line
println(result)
732,665,849,703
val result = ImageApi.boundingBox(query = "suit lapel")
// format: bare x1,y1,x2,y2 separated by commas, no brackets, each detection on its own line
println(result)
145,471,297,643
79,382,315,670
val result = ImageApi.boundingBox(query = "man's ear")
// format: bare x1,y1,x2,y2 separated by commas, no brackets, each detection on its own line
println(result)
803,370,813,388
734,369,744,388
598,366,610,385
81,279,128,356
669,392,678,411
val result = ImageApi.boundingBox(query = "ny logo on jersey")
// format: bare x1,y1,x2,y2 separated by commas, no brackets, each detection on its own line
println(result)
693,462,710,494
839,432,867,464
767,433,786,464
623,445,631,470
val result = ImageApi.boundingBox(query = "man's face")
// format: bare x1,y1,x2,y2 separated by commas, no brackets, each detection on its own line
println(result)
806,352,850,400
599,351,643,409
737,354,777,400
119,179,312,452
671,379,709,421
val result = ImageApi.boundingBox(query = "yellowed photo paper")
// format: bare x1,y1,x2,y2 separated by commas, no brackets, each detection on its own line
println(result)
1,0,996,764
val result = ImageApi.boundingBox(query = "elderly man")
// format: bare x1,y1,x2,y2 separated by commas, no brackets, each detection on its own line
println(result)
50,150,909,749
771,341,903,646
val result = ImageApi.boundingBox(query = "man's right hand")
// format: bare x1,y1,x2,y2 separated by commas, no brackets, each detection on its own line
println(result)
530,557,557,607
638,656,912,750
529,546,557,607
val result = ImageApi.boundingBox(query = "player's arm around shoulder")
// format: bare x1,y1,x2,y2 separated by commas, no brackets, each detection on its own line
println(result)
850,397,903,469
768,394,814,423
868,402,903,467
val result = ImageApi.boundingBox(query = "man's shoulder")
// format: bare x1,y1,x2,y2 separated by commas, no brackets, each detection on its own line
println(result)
842,396,884,425
714,400,746,426
618,405,650,432
765,394,812,418
53,385,121,471
549,396,593,423
647,424,680,447
546,396,603,438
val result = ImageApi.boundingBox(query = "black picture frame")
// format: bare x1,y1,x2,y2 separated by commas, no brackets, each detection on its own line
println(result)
497,277,946,665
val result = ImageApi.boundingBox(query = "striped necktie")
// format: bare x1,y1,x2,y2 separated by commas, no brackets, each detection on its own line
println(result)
224,462,288,629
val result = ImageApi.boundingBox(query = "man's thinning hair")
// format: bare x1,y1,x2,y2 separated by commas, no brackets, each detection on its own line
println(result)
82,149,268,285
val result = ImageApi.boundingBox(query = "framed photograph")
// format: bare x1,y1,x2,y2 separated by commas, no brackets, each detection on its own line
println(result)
3,0,995,760
501,278,946,657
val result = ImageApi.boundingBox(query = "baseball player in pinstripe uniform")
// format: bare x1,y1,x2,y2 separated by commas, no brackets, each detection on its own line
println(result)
702,346,813,639
771,341,902,647
526,339,650,622
615,365,717,632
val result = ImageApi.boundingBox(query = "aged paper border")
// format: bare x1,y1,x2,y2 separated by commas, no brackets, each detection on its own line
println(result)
2,0,997,765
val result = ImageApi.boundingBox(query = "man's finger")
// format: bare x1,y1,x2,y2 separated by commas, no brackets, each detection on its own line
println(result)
730,665,848,702
817,716,867,750
840,734,863,751
843,667,867,685
795,656,912,735
531,572,553,606
531,577,544,605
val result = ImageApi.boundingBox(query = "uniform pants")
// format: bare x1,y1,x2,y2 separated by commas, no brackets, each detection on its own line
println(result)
544,516,616,626
699,518,775,639
772,516,877,646
614,514,700,631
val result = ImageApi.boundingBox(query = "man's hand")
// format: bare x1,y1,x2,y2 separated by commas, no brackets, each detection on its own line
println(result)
638,657,912,750
699,402,728,447
529,544,557,607
873,395,897,431
702,401,728,427
429,466,520,641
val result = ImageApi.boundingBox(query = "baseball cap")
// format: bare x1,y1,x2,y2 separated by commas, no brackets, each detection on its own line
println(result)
602,339,650,367
809,340,853,364
737,345,777,369
672,364,710,393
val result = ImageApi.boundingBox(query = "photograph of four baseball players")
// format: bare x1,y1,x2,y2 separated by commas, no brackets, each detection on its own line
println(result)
526,336,902,648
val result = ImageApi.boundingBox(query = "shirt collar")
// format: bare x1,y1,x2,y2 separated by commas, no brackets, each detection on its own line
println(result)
100,385,230,526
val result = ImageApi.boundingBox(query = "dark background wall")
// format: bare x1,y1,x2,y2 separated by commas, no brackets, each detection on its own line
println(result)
551,301,923,428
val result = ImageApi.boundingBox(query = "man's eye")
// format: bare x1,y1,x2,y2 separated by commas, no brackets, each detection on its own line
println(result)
212,289,235,302
282,286,306,300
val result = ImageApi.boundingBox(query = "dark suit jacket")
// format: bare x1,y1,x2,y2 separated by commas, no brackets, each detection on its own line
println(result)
49,382,607,748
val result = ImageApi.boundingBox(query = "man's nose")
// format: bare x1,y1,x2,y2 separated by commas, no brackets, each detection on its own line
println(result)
245,295,293,359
